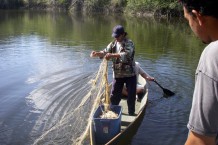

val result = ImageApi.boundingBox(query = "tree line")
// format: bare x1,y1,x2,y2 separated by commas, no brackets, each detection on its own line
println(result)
0,0,183,17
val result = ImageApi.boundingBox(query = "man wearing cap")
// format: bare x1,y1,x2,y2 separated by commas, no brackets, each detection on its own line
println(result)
90,25,136,116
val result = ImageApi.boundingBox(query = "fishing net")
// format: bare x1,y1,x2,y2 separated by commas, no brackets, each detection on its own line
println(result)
31,59,110,145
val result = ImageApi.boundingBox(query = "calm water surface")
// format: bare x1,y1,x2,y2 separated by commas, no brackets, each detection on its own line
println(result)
0,10,206,145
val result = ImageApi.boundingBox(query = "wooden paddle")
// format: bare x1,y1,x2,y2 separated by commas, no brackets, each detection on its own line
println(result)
154,80,175,97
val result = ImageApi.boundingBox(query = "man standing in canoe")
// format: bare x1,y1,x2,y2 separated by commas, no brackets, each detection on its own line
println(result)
90,25,137,116
179,0,218,144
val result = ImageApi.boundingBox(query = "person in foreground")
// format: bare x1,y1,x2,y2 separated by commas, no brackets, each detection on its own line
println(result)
179,0,218,145
90,25,137,116
122,62,155,101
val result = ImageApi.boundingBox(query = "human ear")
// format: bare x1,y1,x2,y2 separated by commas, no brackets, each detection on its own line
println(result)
192,10,203,26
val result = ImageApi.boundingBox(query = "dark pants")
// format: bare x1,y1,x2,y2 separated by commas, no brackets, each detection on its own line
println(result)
110,75,137,114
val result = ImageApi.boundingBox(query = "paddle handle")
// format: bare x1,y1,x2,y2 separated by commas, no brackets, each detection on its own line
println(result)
154,80,164,90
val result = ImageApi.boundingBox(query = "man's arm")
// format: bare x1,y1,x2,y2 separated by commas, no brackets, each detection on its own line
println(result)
90,51,105,58
141,73,154,81
137,64,154,81
104,53,120,60
185,131,216,145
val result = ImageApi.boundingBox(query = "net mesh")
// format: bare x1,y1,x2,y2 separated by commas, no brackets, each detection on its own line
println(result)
32,59,109,145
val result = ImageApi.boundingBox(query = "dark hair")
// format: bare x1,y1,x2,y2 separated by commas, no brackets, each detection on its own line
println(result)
179,0,218,19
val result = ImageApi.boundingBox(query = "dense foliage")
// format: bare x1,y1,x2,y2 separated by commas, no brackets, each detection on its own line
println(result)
0,0,182,17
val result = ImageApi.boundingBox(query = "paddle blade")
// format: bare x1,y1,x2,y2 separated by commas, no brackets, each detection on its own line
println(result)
163,88,175,96
153,80,175,97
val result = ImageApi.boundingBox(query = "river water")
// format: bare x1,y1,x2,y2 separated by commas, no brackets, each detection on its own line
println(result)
0,10,206,145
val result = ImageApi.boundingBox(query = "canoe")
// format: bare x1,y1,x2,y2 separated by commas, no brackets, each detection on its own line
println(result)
90,75,148,145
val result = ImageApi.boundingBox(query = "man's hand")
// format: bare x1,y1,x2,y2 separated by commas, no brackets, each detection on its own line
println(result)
105,53,112,60
105,53,120,60
90,51,97,57
147,77,155,81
